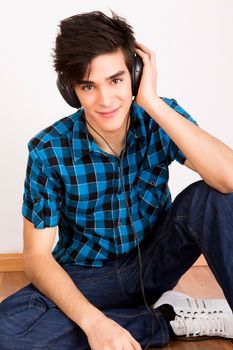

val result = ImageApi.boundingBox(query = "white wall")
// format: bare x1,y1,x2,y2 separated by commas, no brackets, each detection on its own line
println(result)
0,0,232,253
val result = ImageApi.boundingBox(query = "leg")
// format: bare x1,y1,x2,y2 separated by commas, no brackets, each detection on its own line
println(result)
113,180,233,343
0,263,169,349
121,180,233,311
168,179,233,310
2,180,230,348
0,283,89,350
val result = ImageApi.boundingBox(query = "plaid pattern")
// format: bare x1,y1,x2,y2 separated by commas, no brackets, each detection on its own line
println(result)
22,97,198,267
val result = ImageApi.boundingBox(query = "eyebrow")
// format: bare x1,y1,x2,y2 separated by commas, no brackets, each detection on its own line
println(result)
79,70,126,85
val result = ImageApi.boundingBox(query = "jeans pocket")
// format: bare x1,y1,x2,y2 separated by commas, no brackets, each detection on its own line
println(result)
29,292,57,310
14,293,56,337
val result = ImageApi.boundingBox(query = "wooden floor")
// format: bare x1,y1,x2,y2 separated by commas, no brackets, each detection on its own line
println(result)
0,266,232,349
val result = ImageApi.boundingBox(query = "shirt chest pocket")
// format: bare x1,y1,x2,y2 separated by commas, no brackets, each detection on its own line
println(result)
135,165,168,216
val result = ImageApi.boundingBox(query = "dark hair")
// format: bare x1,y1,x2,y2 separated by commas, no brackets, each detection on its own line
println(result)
52,10,136,89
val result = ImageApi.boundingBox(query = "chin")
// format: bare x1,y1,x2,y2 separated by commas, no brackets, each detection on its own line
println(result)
102,124,124,133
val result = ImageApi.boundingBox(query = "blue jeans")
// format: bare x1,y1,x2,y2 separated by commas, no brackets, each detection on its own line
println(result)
0,180,233,349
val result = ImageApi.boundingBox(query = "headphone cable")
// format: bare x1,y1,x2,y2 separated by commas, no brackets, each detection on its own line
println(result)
83,109,154,350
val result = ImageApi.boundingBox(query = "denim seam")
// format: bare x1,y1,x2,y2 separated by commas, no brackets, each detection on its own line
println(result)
105,309,169,346
114,260,133,305
28,293,46,311
75,270,115,287
76,261,139,287
4,299,33,318
186,224,202,241
188,230,233,306
173,217,202,242
105,310,155,317
140,223,175,261
185,221,233,308
184,222,219,277
152,309,170,347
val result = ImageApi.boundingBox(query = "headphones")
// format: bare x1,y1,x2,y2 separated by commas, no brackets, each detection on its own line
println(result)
56,54,143,109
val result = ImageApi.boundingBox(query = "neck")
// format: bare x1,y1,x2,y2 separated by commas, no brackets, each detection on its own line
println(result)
85,113,131,157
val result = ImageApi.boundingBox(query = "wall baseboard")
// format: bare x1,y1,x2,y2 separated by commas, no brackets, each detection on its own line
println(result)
0,254,24,272
0,253,207,272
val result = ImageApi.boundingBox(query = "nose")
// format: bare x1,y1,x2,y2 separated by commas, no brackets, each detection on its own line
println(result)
97,86,114,107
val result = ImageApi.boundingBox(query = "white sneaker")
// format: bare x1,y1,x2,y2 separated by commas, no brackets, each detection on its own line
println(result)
153,291,233,339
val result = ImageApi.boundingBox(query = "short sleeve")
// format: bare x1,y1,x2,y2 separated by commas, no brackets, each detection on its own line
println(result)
21,141,63,229
162,98,199,165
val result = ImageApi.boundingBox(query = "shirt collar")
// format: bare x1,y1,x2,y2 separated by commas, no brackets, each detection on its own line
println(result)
72,101,147,161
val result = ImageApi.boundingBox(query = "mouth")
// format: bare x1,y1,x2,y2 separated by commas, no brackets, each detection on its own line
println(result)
97,107,120,118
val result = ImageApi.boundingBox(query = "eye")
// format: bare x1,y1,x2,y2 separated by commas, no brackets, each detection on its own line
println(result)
81,85,94,91
112,78,123,85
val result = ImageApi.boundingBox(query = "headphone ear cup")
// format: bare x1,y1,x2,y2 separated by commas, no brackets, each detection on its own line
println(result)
131,54,143,97
56,73,82,109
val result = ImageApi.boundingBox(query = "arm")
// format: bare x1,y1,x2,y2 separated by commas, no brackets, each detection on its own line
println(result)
144,97,233,194
23,217,103,332
134,42,233,194
184,159,197,172
23,217,141,350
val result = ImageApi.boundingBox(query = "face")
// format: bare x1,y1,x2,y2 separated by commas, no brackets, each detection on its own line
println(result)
74,49,132,138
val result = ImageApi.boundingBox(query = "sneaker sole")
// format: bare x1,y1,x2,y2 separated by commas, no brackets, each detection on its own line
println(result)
171,335,232,342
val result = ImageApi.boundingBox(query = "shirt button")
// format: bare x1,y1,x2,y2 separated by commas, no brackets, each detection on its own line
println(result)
151,181,155,186
118,220,122,227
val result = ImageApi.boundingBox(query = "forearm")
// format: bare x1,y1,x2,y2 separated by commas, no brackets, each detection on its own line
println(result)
23,253,104,333
145,97,233,193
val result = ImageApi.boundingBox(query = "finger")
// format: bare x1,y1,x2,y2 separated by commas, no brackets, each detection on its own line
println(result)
135,45,156,66
122,341,134,350
135,48,157,76
130,338,142,350
135,42,155,57
135,47,150,64
135,41,150,52
126,332,142,350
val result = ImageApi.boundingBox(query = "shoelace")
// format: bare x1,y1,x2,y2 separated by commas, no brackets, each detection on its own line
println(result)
174,311,225,337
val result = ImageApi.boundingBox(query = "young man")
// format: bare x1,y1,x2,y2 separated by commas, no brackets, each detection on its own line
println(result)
1,10,233,350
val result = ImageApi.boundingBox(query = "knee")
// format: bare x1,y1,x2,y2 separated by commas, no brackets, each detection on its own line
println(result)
174,180,233,217
188,180,233,225
174,180,208,205
0,286,38,340
188,180,217,194
190,180,233,200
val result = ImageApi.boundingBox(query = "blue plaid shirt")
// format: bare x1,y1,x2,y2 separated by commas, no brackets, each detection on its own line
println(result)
22,97,198,267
